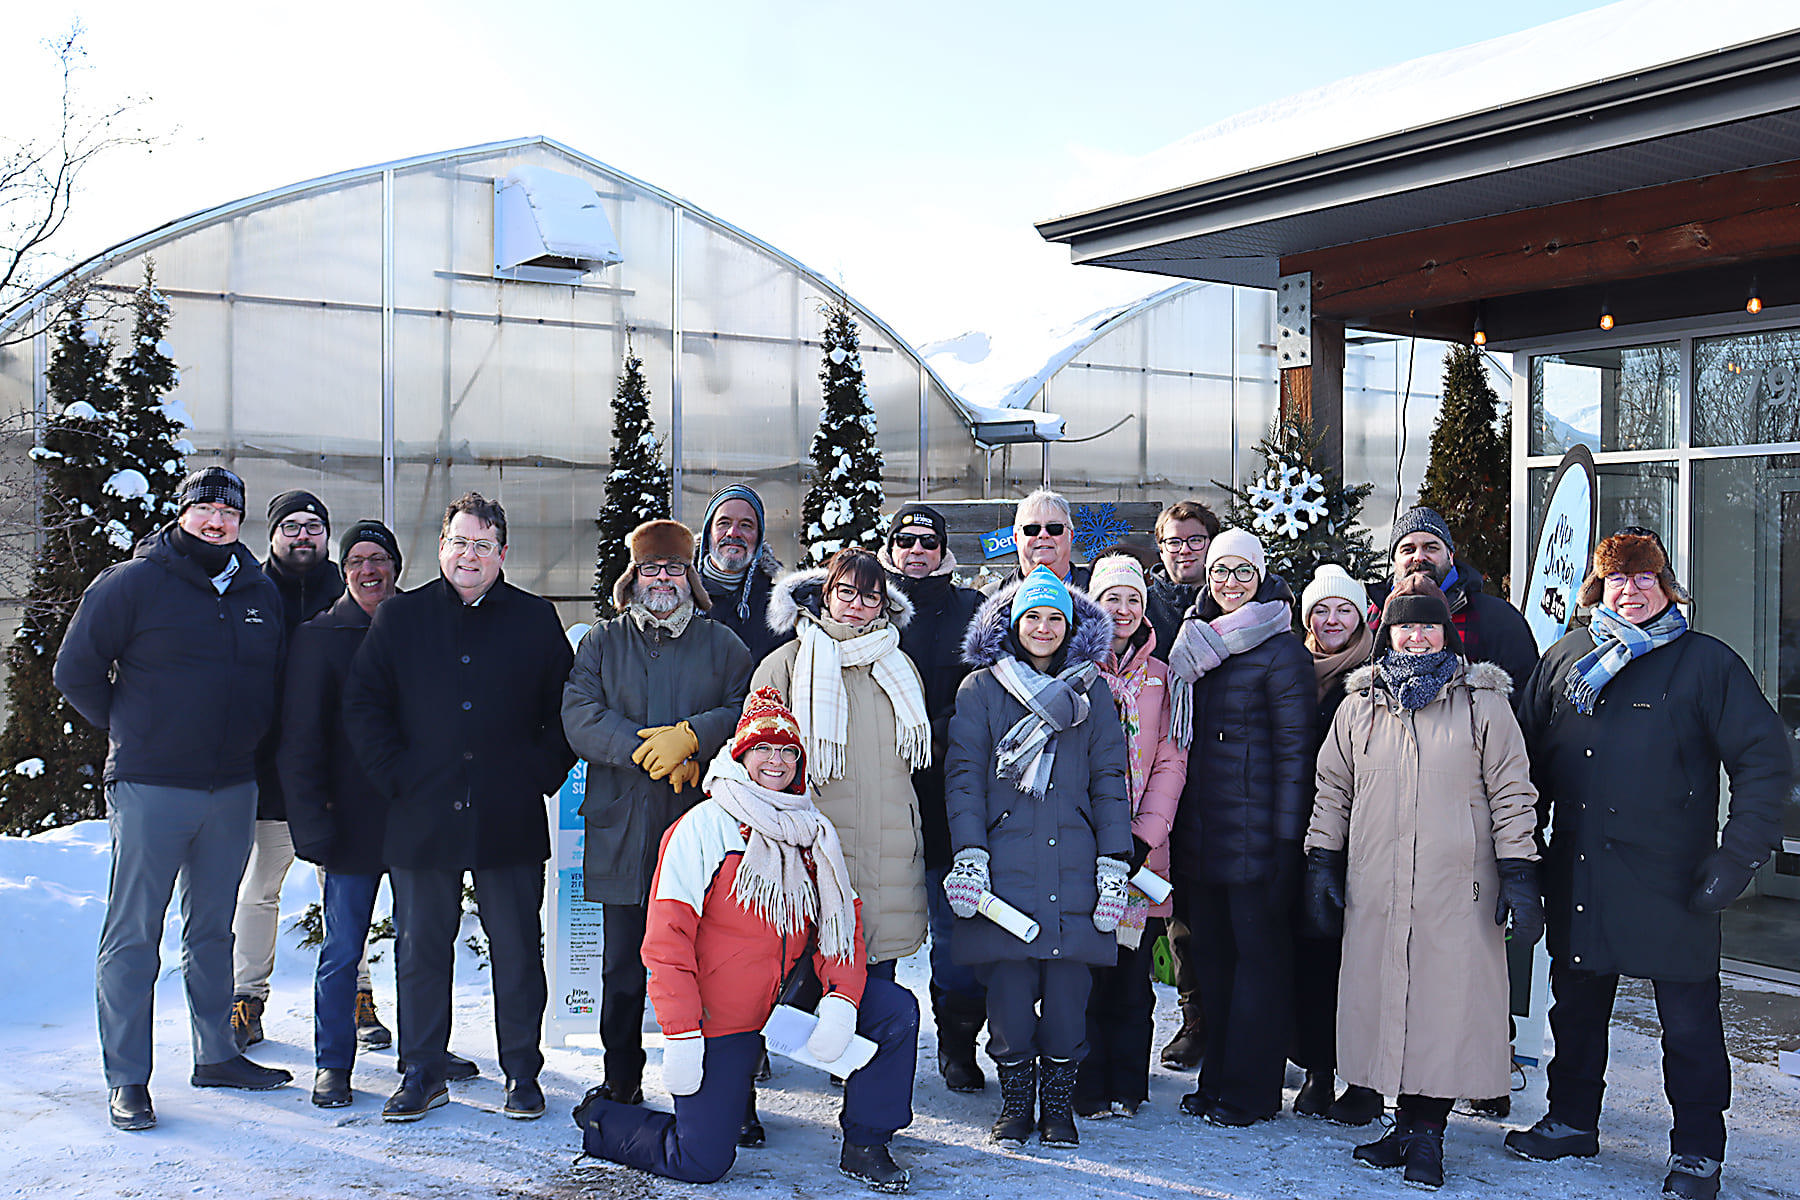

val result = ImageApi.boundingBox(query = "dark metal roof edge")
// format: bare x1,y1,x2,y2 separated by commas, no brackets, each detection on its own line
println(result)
1037,28,1800,246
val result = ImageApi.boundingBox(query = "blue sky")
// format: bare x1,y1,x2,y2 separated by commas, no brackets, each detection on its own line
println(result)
6,0,1606,347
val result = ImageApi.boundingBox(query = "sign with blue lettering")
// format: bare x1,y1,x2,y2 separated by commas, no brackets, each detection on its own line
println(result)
981,526,1016,560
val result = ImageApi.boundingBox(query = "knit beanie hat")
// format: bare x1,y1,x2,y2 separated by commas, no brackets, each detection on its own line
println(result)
177,466,246,515
268,490,330,540
1576,528,1691,608
1088,554,1147,604
1376,573,1464,654
888,502,947,545
615,519,711,614
1301,563,1369,622
339,519,402,575
1206,528,1267,578
1011,564,1074,625
1389,506,1456,557
700,484,766,561
731,686,806,793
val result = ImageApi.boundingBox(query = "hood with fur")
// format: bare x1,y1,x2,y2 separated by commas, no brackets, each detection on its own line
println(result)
767,566,915,634
963,580,1112,670
1345,658,1513,703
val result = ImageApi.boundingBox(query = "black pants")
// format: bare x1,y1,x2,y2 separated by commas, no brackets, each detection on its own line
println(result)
391,863,546,1083
601,903,651,1089
1545,962,1730,1160
1399,1094,1453,1124
1291,924,1342,1073
1183,880,1293,1119
1076,939,1155,1106
979,959,1091,1065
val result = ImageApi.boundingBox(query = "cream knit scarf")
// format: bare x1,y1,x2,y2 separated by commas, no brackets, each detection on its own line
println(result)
790,613,930,782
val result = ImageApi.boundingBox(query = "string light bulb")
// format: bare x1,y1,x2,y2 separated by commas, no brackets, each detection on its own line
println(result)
1472,307,1487,347
1747,279,1762,315
1599,302,1614,332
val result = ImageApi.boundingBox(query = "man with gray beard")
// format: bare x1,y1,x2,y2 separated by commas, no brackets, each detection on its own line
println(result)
562,520,753,1109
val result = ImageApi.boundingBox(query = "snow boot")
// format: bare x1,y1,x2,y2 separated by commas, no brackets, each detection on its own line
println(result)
738,1087,765,1148
355,990,392,1049
1662,1155,1722,1200
1466,1093,1511,1119
1294,1069,1336,1117
840,1141,911,1193
933,993,987,1093
1354,1112,1413,1170
231,994,264,1050
1037,1057,1079,1147
1328,1085,1384,1127
1403,1119,1446,1190
1160,1004,1203,1069
1504,1116,1599,1161
990,1060,1037,1145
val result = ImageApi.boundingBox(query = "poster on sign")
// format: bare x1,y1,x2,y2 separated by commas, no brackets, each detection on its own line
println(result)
1521,444,1598,654
547,624,607,1049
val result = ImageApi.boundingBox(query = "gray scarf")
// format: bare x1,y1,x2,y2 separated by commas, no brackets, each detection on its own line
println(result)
989,654,1099,798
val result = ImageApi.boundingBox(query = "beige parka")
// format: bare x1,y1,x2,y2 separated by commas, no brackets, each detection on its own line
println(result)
1306,659,1539,1100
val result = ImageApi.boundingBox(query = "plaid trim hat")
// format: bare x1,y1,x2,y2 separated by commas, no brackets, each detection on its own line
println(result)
732,686,806,793
177,466,246,515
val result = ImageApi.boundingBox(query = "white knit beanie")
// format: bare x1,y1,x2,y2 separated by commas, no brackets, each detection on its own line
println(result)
1206,528,1266,578
1301,563,1369,622
1088,554,1147,604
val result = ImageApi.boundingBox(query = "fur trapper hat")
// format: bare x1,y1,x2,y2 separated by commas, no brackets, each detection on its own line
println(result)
612,519,711,613
1575,530,1691,608
1375,572,1465,655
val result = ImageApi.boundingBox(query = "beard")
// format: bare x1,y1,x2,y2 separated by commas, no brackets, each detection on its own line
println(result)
711,537,752,570
278,542,322,569
634,578,687,614
1404,557,1450,585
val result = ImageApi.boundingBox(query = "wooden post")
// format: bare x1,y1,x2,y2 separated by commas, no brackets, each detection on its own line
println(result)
1280,318,1344,475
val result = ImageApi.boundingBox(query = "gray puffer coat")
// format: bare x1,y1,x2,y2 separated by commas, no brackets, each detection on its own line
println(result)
945,585,1133,967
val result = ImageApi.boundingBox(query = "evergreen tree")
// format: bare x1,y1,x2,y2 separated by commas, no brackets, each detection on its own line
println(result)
592,346,670,618
112,263,189,541
801,302,884,566
1417,344,1510,590
0,303,134,833
1214,415,1383,592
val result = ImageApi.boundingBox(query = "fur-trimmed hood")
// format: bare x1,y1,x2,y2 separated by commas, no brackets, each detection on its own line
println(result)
963,580,1113,670
766,566,915,635
1345,658,1513,701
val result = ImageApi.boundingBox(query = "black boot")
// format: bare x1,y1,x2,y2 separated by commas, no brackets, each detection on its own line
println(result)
109,1085,155,1131
312,1068,353,1108
1403,1119,1446,1190
1354,1112,1413,1170
738,1086,766,1148
1037,1057,1079,1147
840,1142,911,1193
1294,1069,1336,1117
933,992,986,1093
990,1060,1036,1145
1328,1085,1384,1127
1160,1004,1203,1069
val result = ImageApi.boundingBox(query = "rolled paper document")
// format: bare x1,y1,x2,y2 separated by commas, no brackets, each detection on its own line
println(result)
976,890,1040,943
1130,865,1173,905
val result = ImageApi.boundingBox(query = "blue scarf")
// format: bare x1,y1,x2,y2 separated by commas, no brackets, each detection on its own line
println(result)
1564,602,1687,716
1376,649,1460,711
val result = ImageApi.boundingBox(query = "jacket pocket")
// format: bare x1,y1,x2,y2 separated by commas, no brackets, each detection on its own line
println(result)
986,808,1012,834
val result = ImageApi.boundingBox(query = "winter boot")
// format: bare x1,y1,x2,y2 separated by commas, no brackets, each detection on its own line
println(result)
1353,1112,1414,1170
738,1087,766,1148
990,1060,1037,1145
1294,1069,1336,1117
934,993,987,1093
1503,1116,1599,1161
1403,1119,1446,1190
1328,1085,1384,1127
1160,1004,1203,1069
1466,1094,1511,1119
312,1068,353,1108
1037,1057,1079,1147
1073,1056,1111,1119
231,994,264,1050
355,990,392,1050
1661,1155,1722,1200
840,1141,911,1193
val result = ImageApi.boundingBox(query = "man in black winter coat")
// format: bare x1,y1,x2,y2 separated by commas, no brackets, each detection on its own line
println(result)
232,489,347,1051
55,467,292,1131
878,502,986,1093
693,483,792,666
344,493,576,1124
1506,530,1789,1200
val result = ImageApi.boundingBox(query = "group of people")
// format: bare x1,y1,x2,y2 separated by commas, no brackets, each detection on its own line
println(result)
57,470,1786,1200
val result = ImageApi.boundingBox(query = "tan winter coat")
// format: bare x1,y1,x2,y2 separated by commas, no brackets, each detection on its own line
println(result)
751,573,927,965
1306,659,1539,1100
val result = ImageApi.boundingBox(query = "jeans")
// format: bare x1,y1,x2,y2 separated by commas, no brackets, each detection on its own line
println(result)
314,870,381,1069
924,866,984,1001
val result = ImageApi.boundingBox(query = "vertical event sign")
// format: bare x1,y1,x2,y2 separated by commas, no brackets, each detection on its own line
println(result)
1522,444,1598,653
547,623,607,1049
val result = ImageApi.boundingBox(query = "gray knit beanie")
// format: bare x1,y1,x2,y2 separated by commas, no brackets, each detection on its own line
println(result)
1388,507,1456,558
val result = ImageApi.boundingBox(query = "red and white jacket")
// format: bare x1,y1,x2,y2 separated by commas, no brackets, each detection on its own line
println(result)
643,800,868,1038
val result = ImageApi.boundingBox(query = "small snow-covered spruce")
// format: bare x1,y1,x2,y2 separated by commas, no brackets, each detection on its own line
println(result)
1417,343,1511,592
593,342,671,618
113,262,187,539
801,301,885,566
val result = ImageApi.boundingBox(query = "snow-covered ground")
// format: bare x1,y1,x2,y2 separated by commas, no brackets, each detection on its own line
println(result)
3,821,1798,1200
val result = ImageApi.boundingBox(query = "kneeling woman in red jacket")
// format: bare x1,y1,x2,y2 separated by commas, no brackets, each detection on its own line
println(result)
574,687,920,1191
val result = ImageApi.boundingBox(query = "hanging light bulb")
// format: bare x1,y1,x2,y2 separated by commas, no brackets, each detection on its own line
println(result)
1747,278,1762,315
1472,306,1487,347
1599,301,1614,332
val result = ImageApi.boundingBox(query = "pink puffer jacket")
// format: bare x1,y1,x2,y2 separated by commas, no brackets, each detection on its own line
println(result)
1098,632,1187,916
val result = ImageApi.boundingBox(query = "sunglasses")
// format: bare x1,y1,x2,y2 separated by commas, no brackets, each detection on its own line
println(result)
891,533,940,550
1020,523,1066,537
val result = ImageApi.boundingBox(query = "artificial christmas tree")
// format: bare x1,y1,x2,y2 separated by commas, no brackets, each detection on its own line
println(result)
112,263,190,543
801,302,885,565
1417,344,1510,591
1214,416,1383,592
592,346,671,618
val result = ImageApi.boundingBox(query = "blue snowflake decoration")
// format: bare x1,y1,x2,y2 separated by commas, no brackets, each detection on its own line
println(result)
1072,503,1131,562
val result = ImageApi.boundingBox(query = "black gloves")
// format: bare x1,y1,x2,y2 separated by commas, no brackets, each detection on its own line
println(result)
1494,858,1544,947
1127,835,1152,874
1303,847,1346,938
1689,849,1760,915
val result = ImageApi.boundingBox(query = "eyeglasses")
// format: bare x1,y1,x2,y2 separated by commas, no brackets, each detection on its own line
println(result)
1604,571,1661,591
189,504,241,522
891,533,940,551
744,742,802,764
832,582,884,609
344,552,393,571
443,536,500,558
636,561,685,577
1020,523,1066,538
1158,534,1210,552
1209,564,1259,584
277,520,326,538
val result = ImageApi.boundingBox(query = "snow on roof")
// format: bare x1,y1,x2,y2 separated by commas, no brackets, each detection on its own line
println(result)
1059,0,1800,215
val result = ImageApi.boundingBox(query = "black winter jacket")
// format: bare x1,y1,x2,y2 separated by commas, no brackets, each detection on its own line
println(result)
1370,559,1538,707
280,593,388,875
55,526,284,790
1518,625,1790,980
698,556,792,667
254,554,344,821
1170,574,1317,885
982,561,1092,598
1145,564,1203,666
343,575,576,870
889,565,982,870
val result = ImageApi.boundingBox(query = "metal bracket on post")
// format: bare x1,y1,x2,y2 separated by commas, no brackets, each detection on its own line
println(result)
1276,273,1312,369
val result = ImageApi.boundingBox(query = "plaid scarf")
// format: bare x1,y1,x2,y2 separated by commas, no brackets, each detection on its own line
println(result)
990,654,1099,799
1099,632,1157,804
1376,648,1460,711
790,614,930,783
1564,602,1687,716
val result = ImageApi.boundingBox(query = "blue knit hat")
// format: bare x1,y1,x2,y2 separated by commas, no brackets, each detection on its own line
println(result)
1011,565,1073,625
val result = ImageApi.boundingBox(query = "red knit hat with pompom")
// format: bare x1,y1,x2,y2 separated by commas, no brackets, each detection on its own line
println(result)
731,686,806,793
